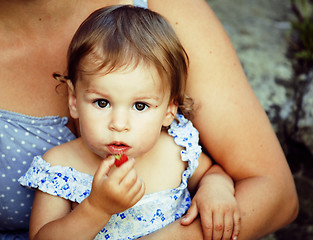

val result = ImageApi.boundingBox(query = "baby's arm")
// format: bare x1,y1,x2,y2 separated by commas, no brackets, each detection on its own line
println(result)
184,153,240,240
29,157,145,240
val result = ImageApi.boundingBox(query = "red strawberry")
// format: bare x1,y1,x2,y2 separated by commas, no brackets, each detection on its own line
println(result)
113,153,128,167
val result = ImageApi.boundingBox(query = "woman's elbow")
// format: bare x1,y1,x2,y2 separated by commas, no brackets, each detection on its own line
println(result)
280,177,299,226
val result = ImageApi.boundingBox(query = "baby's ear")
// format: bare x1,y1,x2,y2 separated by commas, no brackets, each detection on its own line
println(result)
162,102,178,127
67,80,79,119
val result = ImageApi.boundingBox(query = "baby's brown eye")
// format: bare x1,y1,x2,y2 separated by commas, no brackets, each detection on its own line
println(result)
134,102,148,111
95,99,109,108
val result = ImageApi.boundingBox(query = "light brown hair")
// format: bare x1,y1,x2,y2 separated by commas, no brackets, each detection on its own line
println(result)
66,5,193,118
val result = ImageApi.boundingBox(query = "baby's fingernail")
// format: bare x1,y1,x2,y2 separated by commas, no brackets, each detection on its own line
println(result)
181,216,188,221
232,236,237,240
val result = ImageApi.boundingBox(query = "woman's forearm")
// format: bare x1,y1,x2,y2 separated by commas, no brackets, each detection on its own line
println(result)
233,175,298,240
140,218,203,240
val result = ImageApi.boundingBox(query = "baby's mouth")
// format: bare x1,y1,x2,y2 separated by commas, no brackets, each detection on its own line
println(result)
107,142,130,154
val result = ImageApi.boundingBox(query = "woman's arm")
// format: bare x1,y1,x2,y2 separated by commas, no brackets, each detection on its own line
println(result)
149,0,298,239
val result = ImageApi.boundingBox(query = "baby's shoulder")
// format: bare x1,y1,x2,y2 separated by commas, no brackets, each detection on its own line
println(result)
156,131,185,166
43,138,85,170
159,130,183,151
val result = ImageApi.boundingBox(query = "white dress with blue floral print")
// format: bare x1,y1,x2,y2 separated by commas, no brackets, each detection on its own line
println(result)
19,114,201,240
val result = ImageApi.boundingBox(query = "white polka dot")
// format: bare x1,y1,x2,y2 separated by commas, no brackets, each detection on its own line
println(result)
21,141,25,145
31,120,35,124
58,136,62,140
17,170,21,174
37,130,41,134
17,191,21,195
20,203,25,207
43,147,47,151
14,129,18,132
32,144,36,148
22,161,27,165
0,134,3,138
47,139,51,143
12,157,16,161
2,174,6,177
10,137,14,141
4,125,8,128
14,210,19,214
1,154,5,158
26,194,31,198
1,194,5,198
25,132,29,136
12,178,16,182
6,186,10,190
6,146,11,150
7,166,11,170
10,199,15,203
16,149,21,153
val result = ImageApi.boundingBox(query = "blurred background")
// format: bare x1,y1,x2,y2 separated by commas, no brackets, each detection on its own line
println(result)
206,0,313,239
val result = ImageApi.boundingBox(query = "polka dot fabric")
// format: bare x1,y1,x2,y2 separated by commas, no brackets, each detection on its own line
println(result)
0,109,76,237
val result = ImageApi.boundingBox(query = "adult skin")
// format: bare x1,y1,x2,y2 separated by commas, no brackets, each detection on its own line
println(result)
0,0,298,239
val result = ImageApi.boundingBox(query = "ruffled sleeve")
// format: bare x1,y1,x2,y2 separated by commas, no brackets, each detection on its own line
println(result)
168,114,201,189
18,156,92,203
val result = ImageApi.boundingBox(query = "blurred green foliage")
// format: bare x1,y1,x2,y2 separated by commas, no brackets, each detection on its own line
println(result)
289,0,313,71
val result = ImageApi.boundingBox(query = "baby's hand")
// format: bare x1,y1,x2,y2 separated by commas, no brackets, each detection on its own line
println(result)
181,174,240,240
87,156,145,216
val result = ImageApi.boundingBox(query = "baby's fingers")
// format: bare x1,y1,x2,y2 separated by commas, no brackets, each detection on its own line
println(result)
110,157,136,182
181,200,199,226
232,210,241,240
222,209,234,240
200,211,213,240
94,157,115,180
125,176,145,206
212,211,224,240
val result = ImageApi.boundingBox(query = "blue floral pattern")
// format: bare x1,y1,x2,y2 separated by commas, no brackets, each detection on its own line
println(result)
19,114,201,239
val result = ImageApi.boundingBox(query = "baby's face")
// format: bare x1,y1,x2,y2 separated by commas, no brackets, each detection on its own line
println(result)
69,62,177,159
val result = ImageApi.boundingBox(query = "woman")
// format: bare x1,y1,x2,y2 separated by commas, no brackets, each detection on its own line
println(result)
0,0,298,239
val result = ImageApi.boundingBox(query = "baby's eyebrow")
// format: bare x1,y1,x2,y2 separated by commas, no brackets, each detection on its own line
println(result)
84,88,105,95
134,95,161,102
